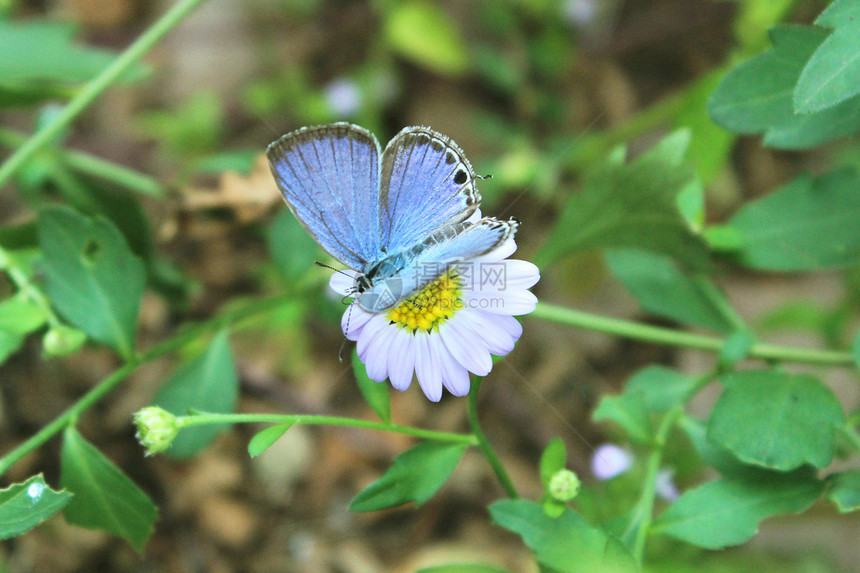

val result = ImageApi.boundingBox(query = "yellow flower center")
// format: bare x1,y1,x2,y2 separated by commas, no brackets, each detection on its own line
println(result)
386,269,463,332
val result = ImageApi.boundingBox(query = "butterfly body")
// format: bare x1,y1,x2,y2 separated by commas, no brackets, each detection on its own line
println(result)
267,123,517,313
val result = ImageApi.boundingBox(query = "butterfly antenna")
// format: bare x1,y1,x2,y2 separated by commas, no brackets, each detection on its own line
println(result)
339,302,357,362
315,261,357,281
477,173,493,180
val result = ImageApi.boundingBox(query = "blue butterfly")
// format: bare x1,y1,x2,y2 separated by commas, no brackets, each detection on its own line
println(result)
266,123,516,312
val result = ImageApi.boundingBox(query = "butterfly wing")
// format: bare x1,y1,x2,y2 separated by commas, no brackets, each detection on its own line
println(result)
357,218,517,312
267,123,383,270
412,217,517,268
379,126,480,254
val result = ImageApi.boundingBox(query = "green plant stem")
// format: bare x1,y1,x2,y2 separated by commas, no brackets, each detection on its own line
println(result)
0,292,295,478
0,127,165,197
629,404,684,564
531,302,855,367
468,377,519,499
838,423,860,453
178,412,478,445
0,245,62,329
0,0,208,190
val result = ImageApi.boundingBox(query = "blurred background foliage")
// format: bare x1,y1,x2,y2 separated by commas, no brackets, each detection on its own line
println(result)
1,0,858,571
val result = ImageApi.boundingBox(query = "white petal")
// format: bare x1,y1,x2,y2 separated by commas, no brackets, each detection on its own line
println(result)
492,312,524,340
329,270,359,296
356,315,388,360
476,235,517,262
366,323,403,382
503,260,541,289
441,358,471,397
459,310,518,356
439,320,492,376
415,332,442,402
468,290,537,316
387,329,415,391
341,304,374,340
363,346,389,383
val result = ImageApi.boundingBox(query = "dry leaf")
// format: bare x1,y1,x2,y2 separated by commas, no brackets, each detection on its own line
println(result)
182,154,281,223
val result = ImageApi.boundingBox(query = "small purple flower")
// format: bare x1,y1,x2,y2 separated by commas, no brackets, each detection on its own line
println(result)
655,469,680,501
562,0,596,26
591,443,633,480
324,78,362,117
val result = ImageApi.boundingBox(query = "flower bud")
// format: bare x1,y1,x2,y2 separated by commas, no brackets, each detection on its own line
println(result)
548,469,581,502
133,407,179,456
43,325,87,356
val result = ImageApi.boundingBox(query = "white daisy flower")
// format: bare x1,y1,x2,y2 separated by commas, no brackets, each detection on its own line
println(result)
329,236,540,402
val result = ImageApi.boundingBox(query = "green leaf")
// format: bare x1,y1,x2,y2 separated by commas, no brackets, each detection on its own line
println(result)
794,0,860,113
84,181,155,260
680,417,750,478
0,20,145,109
193,149,260,175
154,330,239,459
384,1,469,76
673,70,736,184
60,426,157,552
703,224,744,252
266,209,324,282
489,500,637,573
0,222,38,251
592,392,651,444
418,565,512,573
538,130,711,271
709,25,860,149
248,423,293,458
651,468,824,549
0,294,48,366
758,300,834,335
37,206,145,359
0,475,71,540
718,330,755,367
623,365,698,413
539,438,567,487
594,365,698,444
675,180,706,231
707,370,845,470
827,469,860,512
349,441,467,512
727,169,860,271
352,349,391,424
606,249,735,333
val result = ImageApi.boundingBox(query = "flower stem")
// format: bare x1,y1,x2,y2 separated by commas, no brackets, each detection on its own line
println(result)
531,302,854,367
0,127,165,197
628,404,684,564
0,292,295,477
0,0,208,189
468,377,519,499
178,412,478,445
